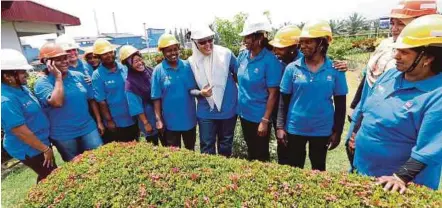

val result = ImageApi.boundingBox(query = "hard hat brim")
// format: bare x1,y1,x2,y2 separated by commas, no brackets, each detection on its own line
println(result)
269,40,296,48
1,64,33,71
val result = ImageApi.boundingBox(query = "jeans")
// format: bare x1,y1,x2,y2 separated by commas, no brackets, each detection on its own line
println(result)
165,127,196,150
102,124,139,144
240,118,271,162
287,134,330,171
51,129,103,162
198,115,237,157
21,152,57,183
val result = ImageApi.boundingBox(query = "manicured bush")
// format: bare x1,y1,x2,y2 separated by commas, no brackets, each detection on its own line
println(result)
25,142,442,207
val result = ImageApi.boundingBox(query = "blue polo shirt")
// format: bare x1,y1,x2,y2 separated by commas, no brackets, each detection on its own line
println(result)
92,62,135,127
195,53,238,119
126,92,157,136
1,84,50,160
34,71,97,141
353,69,442,190
69,60,94,78
151,59,197,131
236,48,283,123
280,57,348,136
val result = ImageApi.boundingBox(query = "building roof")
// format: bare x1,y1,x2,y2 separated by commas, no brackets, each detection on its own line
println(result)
1,1,80,26
101,33,142,38
75,36,111,42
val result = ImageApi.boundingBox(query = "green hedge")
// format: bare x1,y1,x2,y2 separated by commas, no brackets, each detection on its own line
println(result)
25,143,442,207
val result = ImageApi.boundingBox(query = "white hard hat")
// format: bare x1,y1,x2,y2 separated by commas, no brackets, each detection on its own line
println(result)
56,34,79,51
191,26,215,40
239,14,272,36
1,49,33,70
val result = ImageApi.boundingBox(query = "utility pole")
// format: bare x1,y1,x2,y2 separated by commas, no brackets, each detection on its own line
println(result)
112,12,118,34
93,9,100,36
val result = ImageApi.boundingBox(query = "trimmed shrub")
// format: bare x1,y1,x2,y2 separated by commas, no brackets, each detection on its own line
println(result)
25,143,442,207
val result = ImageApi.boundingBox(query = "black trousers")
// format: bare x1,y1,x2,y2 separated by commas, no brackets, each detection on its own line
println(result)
21,153,57,183
240,118,271,162
287,134,330,171
102,124,140,144
165,127,196,151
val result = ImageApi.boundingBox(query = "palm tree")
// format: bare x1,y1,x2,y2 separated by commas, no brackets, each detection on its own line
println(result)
329,19,346,35
346,12,367,35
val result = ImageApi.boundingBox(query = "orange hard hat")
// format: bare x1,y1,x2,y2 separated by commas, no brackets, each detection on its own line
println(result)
39,42,68,63
390,0,438,19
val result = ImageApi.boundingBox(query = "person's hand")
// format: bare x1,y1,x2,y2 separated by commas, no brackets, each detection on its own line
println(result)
328,132,341,150
84,76,92,85
200,85,213,97
156,120,164,134
144,122,154,134
46,60,62,78
333,60,348,72
377,175,407,194
42,147,55,168
276,129,288,146
97,122,105,136
106,120,117,132
348,132,356,154
257,121,269,137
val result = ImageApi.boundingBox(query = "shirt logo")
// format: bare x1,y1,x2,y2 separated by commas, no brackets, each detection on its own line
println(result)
295,73,306,81
105,80,116,85
327,75,333,81
22,100,33,108
254,68,259,73
404,101,413,110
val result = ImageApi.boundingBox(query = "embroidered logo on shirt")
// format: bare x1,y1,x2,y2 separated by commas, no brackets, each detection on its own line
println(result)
22,100,33,108
295,73,306,81
105,80,116,85
254,68,259,73
404,101,413,110
327,75,333,81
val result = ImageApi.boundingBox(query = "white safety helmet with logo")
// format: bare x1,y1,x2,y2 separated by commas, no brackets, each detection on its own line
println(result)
1,49,33,70
239,13,272,36
56,34,79,51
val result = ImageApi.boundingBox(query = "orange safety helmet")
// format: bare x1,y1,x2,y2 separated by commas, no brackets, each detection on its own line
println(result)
39,42,68,63
390,0,438,19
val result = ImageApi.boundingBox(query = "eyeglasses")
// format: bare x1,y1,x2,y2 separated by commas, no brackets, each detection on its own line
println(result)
197,38,214,45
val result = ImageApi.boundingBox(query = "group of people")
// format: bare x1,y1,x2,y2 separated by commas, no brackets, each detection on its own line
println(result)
1,0,441,194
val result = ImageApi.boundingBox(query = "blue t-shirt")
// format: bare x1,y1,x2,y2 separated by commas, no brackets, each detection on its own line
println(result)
92,62,135,127
151,59,197,131
195,53,238,119
126,91,157,136
354,69,442,190
34,71,96,140
236,48,283,123
69,60,94,78
280,57,348,136
1,84,50,160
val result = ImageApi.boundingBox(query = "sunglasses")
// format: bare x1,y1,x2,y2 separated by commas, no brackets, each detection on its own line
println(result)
197,38,214,45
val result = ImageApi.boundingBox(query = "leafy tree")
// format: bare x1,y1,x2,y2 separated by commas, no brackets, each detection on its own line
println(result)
329,19,346,35
346,12,367,35
296,22,306,29
213,12,248,55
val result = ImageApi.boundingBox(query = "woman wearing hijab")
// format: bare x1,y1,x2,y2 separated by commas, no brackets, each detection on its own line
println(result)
119,45,159,144
188,26,238,156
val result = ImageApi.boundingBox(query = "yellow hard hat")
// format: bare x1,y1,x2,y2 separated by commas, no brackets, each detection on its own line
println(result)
93,38,114,55
119,45,139,62
269,25,301,48
394,14,442,49
158,34,179,51
300,20,333,42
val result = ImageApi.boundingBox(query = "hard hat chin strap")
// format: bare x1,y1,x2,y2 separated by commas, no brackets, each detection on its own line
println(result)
406,50,425,73
312,38,324,56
